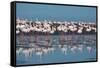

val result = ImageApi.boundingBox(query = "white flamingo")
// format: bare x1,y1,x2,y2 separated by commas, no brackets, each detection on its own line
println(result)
22,49,30,58
78,45,83,52
50,27,56,34
57,25,62,31
62,25,68,32
58,45,62,48
20,24,25,29
73,27,77,32
36,51,43,59
68,25,73,30
50,30,54,34
16,48,23,55
28,48,34,55
86,27,92,32
36,27,42,32
42,48,49,54
21,27,30,33
87,46,92,53
61,47,68,55
71,46,77,53
92,27,96,32
70,27,77,32
16,24,21,29
31,48,35,53
48,47,55,53
16,29,20,34
35,47,42,51
77,28,83,34
29,26,34,31
46,27,51,32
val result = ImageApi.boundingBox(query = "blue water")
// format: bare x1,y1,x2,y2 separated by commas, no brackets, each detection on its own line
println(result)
16,35,97,65
16,3,96,22
16,48,96,65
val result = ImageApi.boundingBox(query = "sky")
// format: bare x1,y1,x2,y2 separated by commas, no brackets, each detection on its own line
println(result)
16,3,96,23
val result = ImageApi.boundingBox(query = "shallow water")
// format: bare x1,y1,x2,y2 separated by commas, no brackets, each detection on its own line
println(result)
16,34,97,65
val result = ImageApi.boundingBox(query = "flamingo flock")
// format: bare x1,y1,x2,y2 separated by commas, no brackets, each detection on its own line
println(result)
16,18,96,60
16,18,96,34
16,47,55,59
16,45,94,59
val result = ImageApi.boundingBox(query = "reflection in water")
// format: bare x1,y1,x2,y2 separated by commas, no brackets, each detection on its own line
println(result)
16,35,96,65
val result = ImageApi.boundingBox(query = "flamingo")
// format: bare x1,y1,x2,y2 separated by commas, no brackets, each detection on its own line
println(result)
92,27,96,32
78,45,83,52
21,27,30,33
58,44,62,48
33,26,38,32
28,48,34,55
50,27,56,34
70,27,77,32
50,30,54,34
35,47,41,51
62,25,68,32
36,50,43,59
68,25,73,30
77,28,83,34
16,29,20,34
87,46,92,53
61,47,68,55
42,48,49,54
16,24,21,29
69,25,77,32
16,48,23,55
36,27,42,32
46,27,51,32
43,29,47,33
71,46,77,53
20,24,25,29
57,25,62,31
86,27,92,32
22,49,30,58
48,47,55,53
29,26,34,31
31,48,35,53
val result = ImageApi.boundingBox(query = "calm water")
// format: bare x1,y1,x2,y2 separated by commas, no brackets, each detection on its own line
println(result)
16,3,96,22
16,34,97,65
